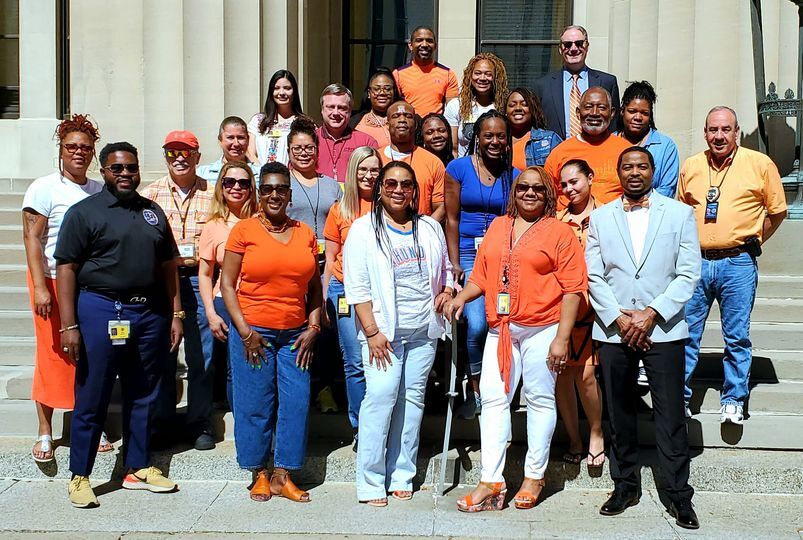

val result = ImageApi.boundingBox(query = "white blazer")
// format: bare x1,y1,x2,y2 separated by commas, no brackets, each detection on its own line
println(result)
343,213,453,342
585,192,702,343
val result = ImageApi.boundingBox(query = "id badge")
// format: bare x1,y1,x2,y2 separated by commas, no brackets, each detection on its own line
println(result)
108,320,131,346
317,239,326,255
704,202,719,221
474,236,484,251
496,293,511,315
337,295,351,317
178,242,196,258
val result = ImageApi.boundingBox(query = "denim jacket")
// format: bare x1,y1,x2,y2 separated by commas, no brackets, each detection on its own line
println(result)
524,128,563,167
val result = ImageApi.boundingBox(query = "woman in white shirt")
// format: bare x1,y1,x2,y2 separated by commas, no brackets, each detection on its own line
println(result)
247,69,304,166
343,161,453,507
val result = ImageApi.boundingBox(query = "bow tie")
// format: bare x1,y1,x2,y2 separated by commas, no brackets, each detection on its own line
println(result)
622,195,650,212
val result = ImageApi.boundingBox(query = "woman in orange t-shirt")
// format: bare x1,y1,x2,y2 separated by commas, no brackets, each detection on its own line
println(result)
557,159,605,469
322,146,380,444
220,162,322,504
444,166,586,512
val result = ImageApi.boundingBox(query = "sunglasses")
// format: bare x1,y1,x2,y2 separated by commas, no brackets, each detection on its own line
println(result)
515,183,547,195
62,143,94,154
258,184,291,197
164,149,198,160
560,39,586,50
383,179,415,192
103,163,140,174
221,177,251,190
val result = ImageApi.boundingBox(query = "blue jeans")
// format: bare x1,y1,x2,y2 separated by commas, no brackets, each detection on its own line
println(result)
326,277,364,430
212,296,232,409
356,327,436,500
684,252,758,406
460,251,487,377
230,325,310,470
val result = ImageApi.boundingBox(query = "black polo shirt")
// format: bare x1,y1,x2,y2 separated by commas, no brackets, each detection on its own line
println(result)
54,186,178,295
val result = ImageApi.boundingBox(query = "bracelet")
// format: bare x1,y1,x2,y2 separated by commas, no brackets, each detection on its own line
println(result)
365,330,380,338
59,324,79,334
240,330,253,342
308,324,321,332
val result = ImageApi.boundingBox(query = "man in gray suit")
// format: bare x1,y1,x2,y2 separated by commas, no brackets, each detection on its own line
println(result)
533,25,620,140
586,147,701,529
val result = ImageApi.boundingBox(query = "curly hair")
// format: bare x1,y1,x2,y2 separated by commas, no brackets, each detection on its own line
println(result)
458,53,509,122
288,115,319,146
55,114,100,144
507,166,557,219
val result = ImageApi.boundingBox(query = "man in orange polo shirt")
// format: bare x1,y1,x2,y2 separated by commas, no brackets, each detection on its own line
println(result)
544,87,631,207
393,27,459,117
678,106,787,425
378,100,445,222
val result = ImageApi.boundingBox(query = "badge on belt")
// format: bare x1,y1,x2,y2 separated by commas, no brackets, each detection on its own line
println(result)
317,239,326,255
337,295,351,318
109,300,130,346
178,242,196,258
474,236,484,251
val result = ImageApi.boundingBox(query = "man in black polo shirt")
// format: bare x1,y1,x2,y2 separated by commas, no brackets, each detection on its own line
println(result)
55,142,184,508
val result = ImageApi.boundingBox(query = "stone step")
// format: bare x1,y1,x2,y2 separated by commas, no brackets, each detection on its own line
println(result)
0,225,22,244
710,297,803,323
0,245,26,266
0,192,25,209
0,284,29,307
754,275,803,298
0,178,35,193
0,209,20,226
696,348,803,381
0,310,32,337
702,320,802,350
0,263,27,283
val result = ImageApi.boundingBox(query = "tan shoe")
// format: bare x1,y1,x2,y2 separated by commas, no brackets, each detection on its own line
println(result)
122,466,178,493
68,475,98,508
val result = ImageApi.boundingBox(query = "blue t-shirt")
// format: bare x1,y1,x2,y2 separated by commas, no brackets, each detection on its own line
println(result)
446,156,520,255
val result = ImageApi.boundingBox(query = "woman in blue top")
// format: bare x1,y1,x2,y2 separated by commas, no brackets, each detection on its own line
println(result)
445,110,520,419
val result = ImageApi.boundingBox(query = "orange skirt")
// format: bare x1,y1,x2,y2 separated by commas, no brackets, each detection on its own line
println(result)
27,273,75,409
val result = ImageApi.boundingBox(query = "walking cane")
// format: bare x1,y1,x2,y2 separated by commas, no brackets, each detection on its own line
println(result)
437,317,459,496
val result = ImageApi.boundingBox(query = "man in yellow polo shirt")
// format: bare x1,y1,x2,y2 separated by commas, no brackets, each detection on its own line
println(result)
677,106,787,425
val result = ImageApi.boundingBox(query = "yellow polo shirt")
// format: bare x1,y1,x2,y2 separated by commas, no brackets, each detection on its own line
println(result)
677,147,786,250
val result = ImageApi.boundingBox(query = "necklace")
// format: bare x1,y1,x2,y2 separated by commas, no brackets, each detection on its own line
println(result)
366,111,387,127
258,214,291,234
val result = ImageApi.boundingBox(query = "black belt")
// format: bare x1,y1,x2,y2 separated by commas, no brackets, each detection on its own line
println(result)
82,288,154,304
701,245,747,260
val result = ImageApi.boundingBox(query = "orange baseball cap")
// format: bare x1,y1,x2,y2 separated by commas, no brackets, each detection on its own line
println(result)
163,130,199,149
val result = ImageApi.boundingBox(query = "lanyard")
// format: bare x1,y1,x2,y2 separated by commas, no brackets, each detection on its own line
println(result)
322,131,348,181
707,147,738,203
293,173,321,236
472,155,502,233
169,183,196,240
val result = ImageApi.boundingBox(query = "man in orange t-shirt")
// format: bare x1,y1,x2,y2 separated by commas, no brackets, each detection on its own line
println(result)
393,27,459,117
378,101,445,221
544,87,631,207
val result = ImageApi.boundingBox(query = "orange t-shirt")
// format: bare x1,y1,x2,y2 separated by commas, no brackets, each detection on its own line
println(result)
323,198,373,282
512,135,530,171
225,218,318,329
393,61,459,116
199,217,239,297
544,133,632,207
355,115,391,147
379,145,445,216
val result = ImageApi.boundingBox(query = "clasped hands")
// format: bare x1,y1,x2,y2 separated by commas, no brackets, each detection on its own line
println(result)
617,307,658,351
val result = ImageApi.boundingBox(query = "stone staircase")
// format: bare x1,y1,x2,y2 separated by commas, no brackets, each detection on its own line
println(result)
0,177,801,453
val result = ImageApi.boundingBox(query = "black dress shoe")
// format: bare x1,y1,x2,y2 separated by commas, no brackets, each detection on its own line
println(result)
194,431,215,451
669,498,700,530
599,489,641,516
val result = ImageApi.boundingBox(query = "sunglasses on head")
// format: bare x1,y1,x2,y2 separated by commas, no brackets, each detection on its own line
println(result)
62,143,94,154
561,39,586,49
103,163,140,174
258,184,290,197
164,148,197,160
221,177,251,190
383,179,415,192
515,183,547,195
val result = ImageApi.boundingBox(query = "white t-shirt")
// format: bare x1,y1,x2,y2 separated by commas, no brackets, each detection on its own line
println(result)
387,224,431,330
443,98,496,158
22,172,103,278
247,113,294,166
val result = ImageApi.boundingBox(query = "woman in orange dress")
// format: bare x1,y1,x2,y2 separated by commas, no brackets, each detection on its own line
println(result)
556,159,605,468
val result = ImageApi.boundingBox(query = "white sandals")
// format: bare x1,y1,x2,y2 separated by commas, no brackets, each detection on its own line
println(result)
32,434,55,463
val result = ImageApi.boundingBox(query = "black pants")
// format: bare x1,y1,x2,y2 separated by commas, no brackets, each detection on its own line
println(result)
599,340,694,501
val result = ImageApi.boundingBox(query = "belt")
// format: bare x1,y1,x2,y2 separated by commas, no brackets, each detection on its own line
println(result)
701,245,746,260
178,266,199,277
82,288,154,304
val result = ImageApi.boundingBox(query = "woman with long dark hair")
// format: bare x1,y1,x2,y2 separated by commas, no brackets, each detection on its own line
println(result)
417,112,455,166
343,161,453,506
350,68,401,148
247,69,304,166
505,87,562,170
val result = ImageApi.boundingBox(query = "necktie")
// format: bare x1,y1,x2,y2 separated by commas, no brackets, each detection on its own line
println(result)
569,74,581,138
622,195,650,212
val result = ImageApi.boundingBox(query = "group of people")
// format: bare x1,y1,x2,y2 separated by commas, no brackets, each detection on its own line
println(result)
22,24,787,531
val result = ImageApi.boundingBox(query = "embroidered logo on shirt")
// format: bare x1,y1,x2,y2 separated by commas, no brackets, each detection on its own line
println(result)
142,209,159,226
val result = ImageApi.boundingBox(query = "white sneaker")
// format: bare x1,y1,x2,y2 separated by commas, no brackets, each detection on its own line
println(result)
637,363,649,387
720,403,744,425
685,406,693,419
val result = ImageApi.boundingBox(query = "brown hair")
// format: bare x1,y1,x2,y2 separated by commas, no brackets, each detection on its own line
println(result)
207,161,258,223
55,114,100,144
506,166,557,218
458,53,509,122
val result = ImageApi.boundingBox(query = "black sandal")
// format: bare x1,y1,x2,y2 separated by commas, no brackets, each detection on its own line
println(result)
587,450,606,468
562,451,583,464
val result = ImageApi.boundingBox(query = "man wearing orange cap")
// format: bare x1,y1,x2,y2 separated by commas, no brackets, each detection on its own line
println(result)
142,130,216,451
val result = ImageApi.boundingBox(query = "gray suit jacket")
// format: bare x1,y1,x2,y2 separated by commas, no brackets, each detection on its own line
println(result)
585,192,701,343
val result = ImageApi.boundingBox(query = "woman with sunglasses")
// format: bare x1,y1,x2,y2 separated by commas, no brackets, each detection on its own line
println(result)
198,162,258,409
322,146,381,450
22,114,113,463
444,110,518,419
350,68,400,148
444,166,586,512
343,161,453,506
247,69,304,166
504,87,562,170
416,112,454,167
220,162,322,503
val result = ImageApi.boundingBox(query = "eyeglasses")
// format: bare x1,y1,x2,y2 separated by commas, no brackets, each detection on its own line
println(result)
290,145,317,156
258,184,291,197
103,163,140,174
164,149,198,160
357,166,381,176
383,179,415,192
515,183,547,195
62,143,94,154
560,39,586,50
221,177,251,190
370,85,394,95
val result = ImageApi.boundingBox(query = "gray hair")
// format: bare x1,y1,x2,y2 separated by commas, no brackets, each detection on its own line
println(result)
706,106,739,129
560,25,588,41
320,83,353,107
582,86,613,107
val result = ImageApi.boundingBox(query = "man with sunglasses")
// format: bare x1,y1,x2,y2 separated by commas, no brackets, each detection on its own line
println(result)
534,25,620,140
197,116,261,183
393,26,459,116
55,142,183,507
142,130,217,451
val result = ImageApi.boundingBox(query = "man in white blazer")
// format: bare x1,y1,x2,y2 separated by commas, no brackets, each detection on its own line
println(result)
585,146,701,530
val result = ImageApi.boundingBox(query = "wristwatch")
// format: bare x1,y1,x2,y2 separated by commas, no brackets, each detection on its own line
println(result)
173,310,186,320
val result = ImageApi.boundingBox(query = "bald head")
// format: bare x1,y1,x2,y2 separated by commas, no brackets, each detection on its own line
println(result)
388,100,416,145
578,86,614,138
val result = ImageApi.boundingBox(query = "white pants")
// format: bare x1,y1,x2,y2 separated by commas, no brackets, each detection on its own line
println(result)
479,322,558,482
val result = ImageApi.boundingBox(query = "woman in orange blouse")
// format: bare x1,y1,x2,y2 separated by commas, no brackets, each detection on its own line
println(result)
556,159,605,468
443,166,586,512
220,162,322,504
